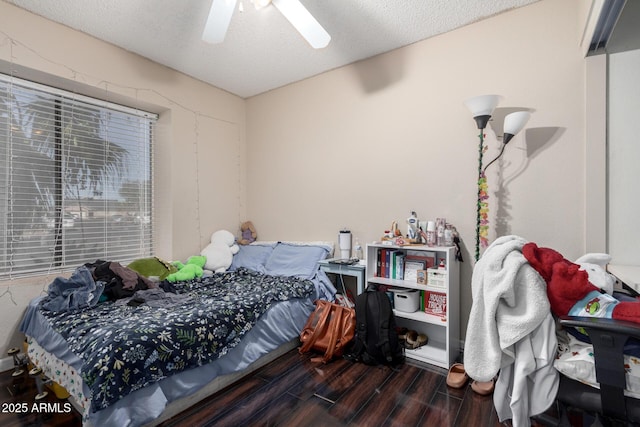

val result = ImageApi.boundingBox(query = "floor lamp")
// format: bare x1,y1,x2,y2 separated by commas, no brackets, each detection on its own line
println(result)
465,95,530,261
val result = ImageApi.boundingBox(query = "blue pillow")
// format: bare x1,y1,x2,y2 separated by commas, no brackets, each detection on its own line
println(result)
229,244,275,272
264,243,329,279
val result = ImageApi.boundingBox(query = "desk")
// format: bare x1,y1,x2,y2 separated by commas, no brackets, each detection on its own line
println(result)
318,259,366,295
608,264,640,293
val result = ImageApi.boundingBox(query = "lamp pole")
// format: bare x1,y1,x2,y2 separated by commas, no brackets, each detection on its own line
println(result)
476,130,485,262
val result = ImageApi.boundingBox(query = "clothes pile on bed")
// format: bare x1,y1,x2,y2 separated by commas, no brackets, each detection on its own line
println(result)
41,259,163,313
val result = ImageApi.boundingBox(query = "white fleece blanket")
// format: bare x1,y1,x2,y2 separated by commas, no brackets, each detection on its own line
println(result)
464,235,558,426
465,236,550,380
494,313,558,426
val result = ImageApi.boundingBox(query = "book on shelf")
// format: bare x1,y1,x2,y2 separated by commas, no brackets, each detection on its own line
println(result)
386,249,395,278
424,290,447,319
394,252,405,280
377,248,392,278
376,248,406,279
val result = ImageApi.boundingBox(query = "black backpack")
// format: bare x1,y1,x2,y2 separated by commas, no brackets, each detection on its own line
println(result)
345,288,404,365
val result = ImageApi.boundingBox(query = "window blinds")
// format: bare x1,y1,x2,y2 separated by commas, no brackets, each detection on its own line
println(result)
0,74,157,278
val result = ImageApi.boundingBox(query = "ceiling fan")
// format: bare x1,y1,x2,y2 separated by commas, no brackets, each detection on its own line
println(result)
202,0,331,49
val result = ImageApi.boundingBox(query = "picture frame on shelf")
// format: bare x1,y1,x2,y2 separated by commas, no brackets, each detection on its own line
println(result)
416,269,427,284
406,250,436,269
404,260,425,282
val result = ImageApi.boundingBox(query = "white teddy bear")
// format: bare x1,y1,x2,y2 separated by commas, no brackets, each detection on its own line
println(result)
200,230,239,273
575,253,616,295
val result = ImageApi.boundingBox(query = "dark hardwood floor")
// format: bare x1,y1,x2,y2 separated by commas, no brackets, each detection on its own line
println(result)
0,366,82,427
162,350,499,427
1,348,576,427
160,349,501,427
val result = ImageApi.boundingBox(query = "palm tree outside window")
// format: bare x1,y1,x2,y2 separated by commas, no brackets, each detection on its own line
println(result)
0,74,156,278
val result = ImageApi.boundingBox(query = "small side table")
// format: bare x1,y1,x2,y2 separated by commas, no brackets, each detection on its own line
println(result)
317,259,366,295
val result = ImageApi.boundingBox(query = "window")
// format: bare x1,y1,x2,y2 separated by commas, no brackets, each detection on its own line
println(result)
0,74,157,279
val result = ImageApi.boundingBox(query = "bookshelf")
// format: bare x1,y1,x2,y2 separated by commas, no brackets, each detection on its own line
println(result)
365,243,460,369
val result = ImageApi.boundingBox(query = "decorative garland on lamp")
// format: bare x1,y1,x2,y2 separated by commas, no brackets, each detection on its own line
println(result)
476,131,489,262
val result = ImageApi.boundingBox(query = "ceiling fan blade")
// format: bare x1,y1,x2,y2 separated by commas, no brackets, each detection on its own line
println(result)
272,0,331,49
202,0,238,44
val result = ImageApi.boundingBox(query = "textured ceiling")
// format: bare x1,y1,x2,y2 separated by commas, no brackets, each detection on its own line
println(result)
6,0,539,98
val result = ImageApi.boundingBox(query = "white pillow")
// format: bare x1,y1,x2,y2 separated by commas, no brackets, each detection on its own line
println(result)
554,334,640,398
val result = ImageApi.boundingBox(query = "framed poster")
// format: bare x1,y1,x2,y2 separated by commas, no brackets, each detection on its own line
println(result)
404,260,425,282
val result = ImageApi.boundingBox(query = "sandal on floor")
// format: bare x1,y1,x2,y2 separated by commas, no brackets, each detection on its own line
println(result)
397,327,409,342
471,378,495,396
405,331,428,349
446,363,469,388
404,330,417,348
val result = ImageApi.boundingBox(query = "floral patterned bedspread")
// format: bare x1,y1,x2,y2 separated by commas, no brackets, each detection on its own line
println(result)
38,268,315,412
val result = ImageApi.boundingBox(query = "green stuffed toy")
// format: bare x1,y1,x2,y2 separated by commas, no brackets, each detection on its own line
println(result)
165,255,207,283
127,256,178,280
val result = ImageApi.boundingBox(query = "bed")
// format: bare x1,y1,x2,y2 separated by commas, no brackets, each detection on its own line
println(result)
19,241,336,427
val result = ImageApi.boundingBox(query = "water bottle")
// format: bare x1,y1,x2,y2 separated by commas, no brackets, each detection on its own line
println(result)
436,218,446,246
444,224,454,246
426,221,436,246
354,238,363,261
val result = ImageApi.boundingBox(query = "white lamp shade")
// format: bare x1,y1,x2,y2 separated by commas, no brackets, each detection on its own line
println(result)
503,111,531,136
464,94,502,117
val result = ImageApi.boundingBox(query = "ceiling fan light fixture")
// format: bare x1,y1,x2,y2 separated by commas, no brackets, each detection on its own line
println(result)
202,0,330,49
272,0,331,49
252,0,272,10
202,0,238,44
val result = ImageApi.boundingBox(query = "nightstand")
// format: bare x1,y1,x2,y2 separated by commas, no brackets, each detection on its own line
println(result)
317,258,366,295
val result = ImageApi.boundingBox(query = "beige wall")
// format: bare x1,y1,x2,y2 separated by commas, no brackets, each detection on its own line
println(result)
0,0,598,361
0,1,246,361
246,0,589,341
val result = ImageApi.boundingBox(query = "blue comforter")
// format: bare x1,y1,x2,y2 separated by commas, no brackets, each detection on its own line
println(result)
35,268,315,412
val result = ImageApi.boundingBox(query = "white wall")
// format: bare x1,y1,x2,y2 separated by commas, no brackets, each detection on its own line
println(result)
246,0,589,341
608,48,640,264
0,1,247,359
585,54,607,254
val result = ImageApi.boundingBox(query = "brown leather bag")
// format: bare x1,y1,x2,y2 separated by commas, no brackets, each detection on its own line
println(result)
299,300,356,363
